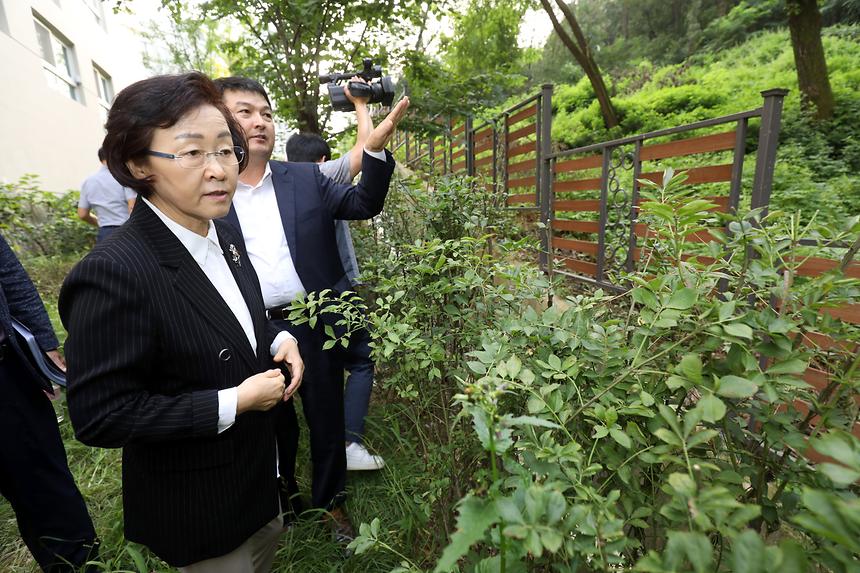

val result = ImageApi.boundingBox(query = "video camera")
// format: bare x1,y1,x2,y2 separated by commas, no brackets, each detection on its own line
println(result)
319,58,395,112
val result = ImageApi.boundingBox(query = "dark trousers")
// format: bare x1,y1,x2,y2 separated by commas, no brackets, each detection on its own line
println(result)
0,347,98,572
272,320,346,511
95,226,119,243
342,326,374,444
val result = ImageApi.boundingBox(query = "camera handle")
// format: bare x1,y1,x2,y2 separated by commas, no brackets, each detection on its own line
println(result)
347,81,373,99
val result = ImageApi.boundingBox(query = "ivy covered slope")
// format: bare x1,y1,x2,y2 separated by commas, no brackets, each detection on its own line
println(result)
550,25,860,225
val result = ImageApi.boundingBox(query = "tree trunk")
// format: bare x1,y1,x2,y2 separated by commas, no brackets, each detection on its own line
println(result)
540,0,619,129
787,0,835,120
296,98,321,134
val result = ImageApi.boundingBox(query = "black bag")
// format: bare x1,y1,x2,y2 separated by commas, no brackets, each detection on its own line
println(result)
10,317,66,390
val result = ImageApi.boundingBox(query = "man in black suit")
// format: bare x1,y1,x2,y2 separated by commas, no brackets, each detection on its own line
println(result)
214,76,408,539
0,231,98,572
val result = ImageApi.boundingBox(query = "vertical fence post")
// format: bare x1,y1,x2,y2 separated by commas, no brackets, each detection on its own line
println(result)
596,147,611,283
446,117,452,175
503,113,510,201
538,83,553,273
405,132,411,165
626,139,643,273
465,116,475,177
751,89,788,216
492,119,499,195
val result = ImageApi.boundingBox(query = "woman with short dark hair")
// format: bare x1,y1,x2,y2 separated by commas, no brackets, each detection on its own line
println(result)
59,72,303,572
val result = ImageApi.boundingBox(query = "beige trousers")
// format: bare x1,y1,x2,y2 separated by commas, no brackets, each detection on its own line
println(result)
178,515,282,573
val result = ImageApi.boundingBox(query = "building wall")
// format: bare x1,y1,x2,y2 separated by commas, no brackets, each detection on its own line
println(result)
0,0,146,193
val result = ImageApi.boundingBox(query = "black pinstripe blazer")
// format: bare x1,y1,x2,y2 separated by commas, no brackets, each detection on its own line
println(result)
59,201,281,567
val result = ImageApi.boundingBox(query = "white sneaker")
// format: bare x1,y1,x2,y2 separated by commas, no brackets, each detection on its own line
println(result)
345,442,385,471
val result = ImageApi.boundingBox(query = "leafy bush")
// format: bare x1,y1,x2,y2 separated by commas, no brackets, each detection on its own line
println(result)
0,175,95,257
343,171,859,572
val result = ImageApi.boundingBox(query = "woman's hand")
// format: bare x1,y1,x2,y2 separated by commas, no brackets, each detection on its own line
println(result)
236,369,286,414
273,338,304,400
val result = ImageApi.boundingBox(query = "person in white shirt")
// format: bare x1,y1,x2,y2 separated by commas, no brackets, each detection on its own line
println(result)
77,147,137,242
214,75,408,543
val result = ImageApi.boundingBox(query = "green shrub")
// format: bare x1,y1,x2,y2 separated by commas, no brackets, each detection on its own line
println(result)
0,175,95,257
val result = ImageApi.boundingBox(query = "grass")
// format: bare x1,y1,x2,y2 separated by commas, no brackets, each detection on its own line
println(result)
0,395,428,572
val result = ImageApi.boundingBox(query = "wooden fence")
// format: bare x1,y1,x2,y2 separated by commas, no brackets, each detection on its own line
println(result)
391,85,859,470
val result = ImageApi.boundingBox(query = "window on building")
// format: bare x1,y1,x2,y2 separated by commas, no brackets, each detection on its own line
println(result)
0,1,8,35
93,64,113,124
33,15,81,102
82,0,105,27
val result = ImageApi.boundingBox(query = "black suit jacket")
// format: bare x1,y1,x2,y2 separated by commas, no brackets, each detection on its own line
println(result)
0,232,59,385
59,201,281,566
222,150,395,295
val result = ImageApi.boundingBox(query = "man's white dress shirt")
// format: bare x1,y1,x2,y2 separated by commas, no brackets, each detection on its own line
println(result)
232,149,388,308
233,163,306,308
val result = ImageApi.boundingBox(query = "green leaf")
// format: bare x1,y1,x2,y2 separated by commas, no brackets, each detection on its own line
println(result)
723,322,753,340
322,339,336,350
819,463,860,487
666,288,697,310
730,530,767,573
124,545,148,573
610,427,632,449
632,287,659,310
718,300,737,321
665,531,712,573
810,431,860,470
519,367,535,385
777,540,807,573
434,495,498,573
696,394,726,422
767,358,808,375
668,473,697,497
467,361,488,375
509,416,561,429
666,375,689,390
686,429,719,448
716,375,758,399
658,404,683,436
639,390,655,406
541,529,564,553
654,428,681,446
506,355,522,378
678,354,703,383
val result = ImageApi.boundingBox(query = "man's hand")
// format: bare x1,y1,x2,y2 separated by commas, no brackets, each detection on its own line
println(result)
273,338,304,400
344,76,370,106
46,349,66,372
236,369,287,413
365,97,410,153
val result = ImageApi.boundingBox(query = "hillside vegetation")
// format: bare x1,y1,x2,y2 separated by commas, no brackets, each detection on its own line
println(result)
547,25,860,224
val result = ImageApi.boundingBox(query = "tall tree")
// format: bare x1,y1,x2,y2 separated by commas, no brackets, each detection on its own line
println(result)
538,0,619,128
190,0,443,135
139,14,232,77
787,0,835,119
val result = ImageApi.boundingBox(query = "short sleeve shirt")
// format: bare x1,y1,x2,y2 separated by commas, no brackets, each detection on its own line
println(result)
79,166,137,227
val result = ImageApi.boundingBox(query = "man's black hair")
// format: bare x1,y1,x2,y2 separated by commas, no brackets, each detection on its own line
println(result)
213,76,272,107
97,147,106,162
286,133,332,163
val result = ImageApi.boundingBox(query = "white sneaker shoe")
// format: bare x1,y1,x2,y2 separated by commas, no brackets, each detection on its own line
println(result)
345,442,385,471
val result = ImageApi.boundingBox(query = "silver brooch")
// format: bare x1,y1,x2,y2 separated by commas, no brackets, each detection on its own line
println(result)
228,244,242,267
